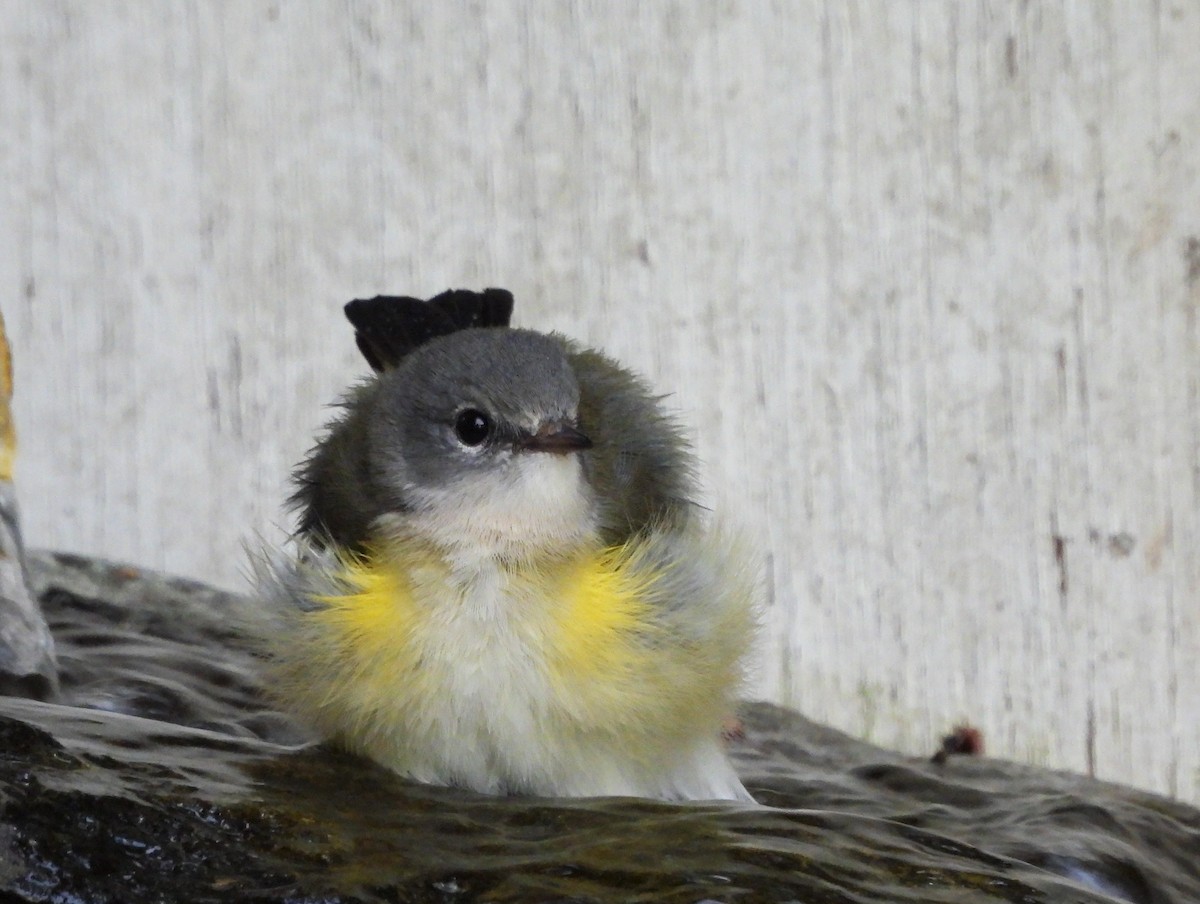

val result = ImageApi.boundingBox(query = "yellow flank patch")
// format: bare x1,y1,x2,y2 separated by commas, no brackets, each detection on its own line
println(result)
305,541,667,688
545,543,661,681
308,548,422,674
290,539,706,747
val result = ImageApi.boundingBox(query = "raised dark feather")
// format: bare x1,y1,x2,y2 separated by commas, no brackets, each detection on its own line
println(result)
344,288,515,371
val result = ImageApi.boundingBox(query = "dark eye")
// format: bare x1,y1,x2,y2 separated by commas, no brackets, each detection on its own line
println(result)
454,409,492,446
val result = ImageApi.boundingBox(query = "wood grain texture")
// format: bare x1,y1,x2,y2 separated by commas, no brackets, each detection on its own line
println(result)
2,2,1197,801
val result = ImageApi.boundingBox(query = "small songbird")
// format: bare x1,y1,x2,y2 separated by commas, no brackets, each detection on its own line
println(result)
259,289,758,801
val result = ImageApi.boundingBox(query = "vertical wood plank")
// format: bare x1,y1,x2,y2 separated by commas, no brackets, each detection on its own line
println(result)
1,0,1196,802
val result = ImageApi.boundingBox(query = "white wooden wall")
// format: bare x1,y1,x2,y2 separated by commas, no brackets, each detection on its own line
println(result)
2,2,1197,803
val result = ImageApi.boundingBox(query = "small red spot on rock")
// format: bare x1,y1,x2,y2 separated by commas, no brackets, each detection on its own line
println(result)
931,724,984,765
721,715,745,743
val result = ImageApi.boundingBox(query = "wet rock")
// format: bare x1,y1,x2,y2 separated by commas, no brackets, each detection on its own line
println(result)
0,551,1196,903
0,483,57,700
0,311,57,699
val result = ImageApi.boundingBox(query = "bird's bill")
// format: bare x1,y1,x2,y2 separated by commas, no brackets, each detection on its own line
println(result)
519,423,593,454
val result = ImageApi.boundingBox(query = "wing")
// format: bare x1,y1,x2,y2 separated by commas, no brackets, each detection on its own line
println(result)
344,288,514,371
568,345,700,542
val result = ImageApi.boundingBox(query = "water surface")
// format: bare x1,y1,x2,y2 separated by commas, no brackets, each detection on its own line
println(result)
2,551,1195,903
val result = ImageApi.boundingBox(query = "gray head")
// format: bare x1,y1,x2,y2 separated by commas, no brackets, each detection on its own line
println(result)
293,289,697,555
364,328,598,558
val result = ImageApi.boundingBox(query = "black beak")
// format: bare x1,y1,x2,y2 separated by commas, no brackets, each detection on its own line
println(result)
519,423,593,455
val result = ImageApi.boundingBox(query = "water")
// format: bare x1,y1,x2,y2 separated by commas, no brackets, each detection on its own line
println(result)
1,551,1196,903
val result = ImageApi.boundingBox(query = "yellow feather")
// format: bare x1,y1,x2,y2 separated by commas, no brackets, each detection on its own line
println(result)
308,542,667,677
311,548,416,658
270,532,753,783
542,542,662,682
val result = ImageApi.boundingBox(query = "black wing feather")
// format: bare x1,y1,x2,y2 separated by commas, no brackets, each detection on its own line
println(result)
344,288,514,371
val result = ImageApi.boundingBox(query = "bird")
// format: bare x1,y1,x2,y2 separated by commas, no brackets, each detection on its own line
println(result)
257,288,758,801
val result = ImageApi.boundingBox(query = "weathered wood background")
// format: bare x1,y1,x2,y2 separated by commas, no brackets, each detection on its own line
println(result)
2,2,1197,802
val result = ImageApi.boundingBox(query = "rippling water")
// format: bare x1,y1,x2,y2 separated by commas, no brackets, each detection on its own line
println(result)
2,551,1197,903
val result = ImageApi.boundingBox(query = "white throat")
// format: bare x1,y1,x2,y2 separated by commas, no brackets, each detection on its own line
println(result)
377,452,598,568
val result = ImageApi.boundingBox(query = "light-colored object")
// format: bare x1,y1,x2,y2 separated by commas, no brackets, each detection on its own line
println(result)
0,311,57,696
5,5,1198,802
259,293,757,800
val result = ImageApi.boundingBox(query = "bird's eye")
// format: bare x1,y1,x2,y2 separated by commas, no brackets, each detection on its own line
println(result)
454,409,492,446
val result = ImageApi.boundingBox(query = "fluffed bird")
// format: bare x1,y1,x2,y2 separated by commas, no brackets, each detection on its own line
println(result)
258,288,758,801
